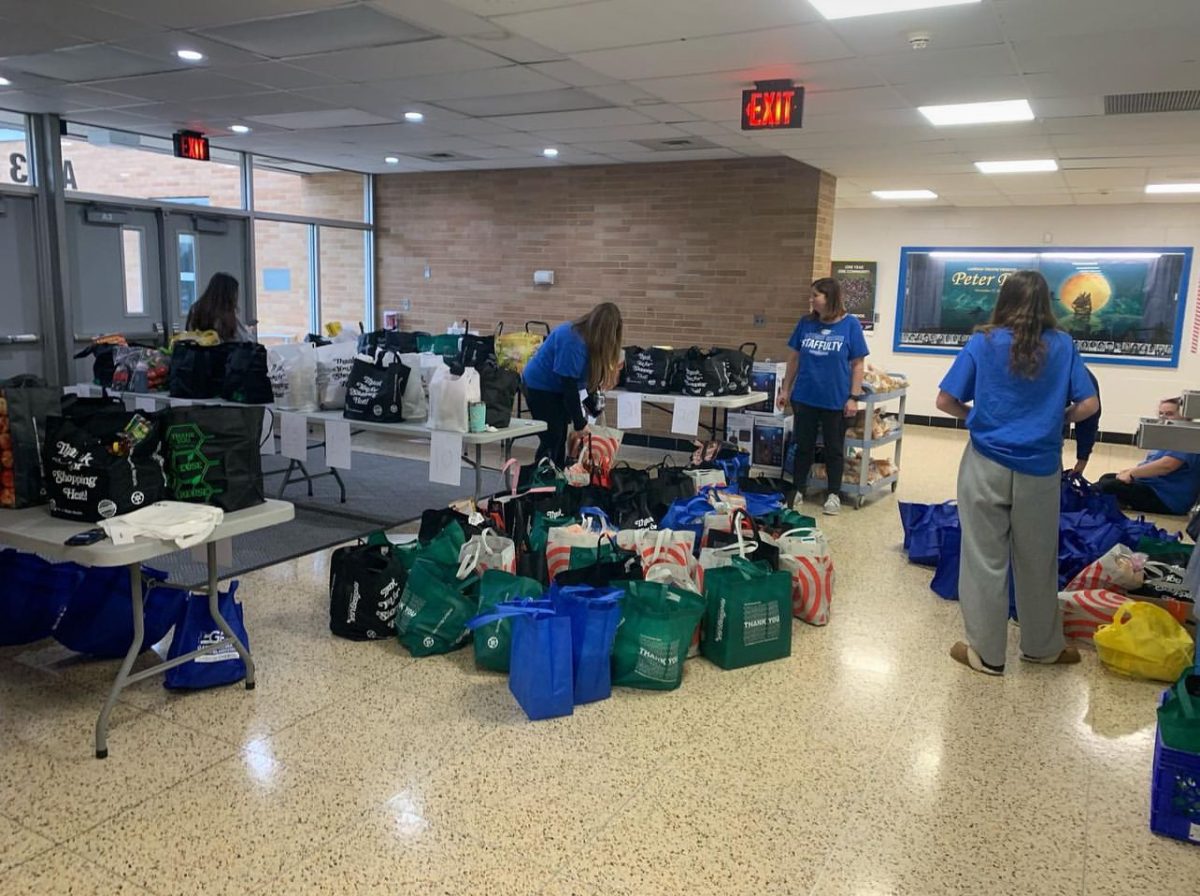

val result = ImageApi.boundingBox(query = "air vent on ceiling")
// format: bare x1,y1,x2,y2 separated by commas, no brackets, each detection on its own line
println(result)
1104,90,1200,115
410,151,479,162
631,137,719,152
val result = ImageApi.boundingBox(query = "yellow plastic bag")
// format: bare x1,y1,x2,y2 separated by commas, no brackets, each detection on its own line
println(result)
1093,600,1195,682
497,332,543,373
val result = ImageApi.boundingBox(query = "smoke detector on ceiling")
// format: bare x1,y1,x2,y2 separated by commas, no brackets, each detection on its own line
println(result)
908,32,932,50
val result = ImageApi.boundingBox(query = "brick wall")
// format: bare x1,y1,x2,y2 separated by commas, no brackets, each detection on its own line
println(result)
376,157,835,435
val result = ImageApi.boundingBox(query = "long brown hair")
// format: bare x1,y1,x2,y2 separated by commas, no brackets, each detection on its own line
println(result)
186,272,241,341
573,302,623,391
979,269,1058,378
810,277,846,322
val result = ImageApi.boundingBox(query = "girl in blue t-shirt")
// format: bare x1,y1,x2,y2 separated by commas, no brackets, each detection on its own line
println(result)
1097,397,1200,514
522,303,623,466
777,277,869,515
936,270,1099,675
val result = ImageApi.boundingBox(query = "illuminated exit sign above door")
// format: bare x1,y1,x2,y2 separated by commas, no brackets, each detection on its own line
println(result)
741,80,804,131
172,130,210,161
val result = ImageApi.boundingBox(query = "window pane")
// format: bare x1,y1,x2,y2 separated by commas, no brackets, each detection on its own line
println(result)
0,109,32,187
253,156,365,222
319,227,367,333
60,123,242,206
121,228,146,316
178,233,198,318
254,219,310,345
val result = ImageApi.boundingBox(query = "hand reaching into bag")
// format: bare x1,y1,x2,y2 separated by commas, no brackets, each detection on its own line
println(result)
568,424,591,458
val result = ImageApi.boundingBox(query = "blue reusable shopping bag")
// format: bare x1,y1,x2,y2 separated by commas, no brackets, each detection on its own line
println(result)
898,501,959,566
549,584,624,705
164,581,249,690
929,525,961,600
660,496,715,553
52,565,183,658
469,600,574,721
1060,473,1123,519
0,549,82,646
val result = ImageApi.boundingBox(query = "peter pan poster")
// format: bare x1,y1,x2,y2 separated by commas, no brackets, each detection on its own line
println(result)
895,247,1193,366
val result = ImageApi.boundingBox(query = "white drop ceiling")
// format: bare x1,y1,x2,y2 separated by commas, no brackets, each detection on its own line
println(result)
0,0,1197,207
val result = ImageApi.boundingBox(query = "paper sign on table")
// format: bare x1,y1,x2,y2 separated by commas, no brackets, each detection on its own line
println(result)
260,411,276,455
617,392,643,430
325,420,352,470
135,397,157,413
671,397,702,436
429,430,463,487
280,413,308,461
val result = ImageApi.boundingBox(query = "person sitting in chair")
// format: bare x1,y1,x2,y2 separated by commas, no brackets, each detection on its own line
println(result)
1096,397,1200,515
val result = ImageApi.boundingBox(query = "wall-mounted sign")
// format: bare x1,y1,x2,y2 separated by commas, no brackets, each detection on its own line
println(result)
172,130,210,162
894,246,1194,367
832,260,878,332
741,80,804,131
7,153,78,189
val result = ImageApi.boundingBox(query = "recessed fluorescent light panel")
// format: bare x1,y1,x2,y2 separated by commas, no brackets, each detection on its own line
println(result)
1146,183,1200,194
810,0,980,19
384,156,399,164
542,148,559,158
404,111,424,122
872,189,938,200
919,99,1034,126
975,159,1058,173
229,125,251,134
176,49,205,62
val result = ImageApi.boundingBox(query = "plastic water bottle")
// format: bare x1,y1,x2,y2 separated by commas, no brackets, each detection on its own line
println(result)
131,359,149,393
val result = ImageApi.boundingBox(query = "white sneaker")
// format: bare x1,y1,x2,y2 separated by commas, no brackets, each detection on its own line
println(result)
823,494,841,516
791,494,806,511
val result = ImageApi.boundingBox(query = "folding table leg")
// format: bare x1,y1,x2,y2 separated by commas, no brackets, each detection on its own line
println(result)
95,562,145,759
206,542,256,689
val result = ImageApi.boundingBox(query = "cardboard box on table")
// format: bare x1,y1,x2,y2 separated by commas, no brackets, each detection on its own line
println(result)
747,361,790,415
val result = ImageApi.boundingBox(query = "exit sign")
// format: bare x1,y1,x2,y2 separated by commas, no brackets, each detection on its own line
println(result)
741,81,804,131
173,130,210,161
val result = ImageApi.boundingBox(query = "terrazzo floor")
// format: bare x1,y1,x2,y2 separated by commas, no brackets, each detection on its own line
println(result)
2,426,1199,895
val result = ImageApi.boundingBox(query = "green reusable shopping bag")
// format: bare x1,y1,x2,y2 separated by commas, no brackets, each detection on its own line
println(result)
757,507,817,536
395,558,479,657
473,570,544,672
701,558,793,670
1135,536,1192,567
1157,671,1200,753
419,521,468,568
611,580,706,691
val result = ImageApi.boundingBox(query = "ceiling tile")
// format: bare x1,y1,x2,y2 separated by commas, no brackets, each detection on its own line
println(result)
82,0,351,30
1061,168,1148,189
491,0,819,55
25,85,148,112
90,70,257,102
3,45,181,82
113,31,265,68
571,24,854,81
825,2,1002,57
288,38,510,81
863,43,1017,85
216,62,345,91
247,108,396,129
442,1,597,15
372,65,568,101
486,106,654,131
531,122,690,143
1023,62,1200,100
526,60,616,87
891,75,1028,108
633,104,701,123
461,34,564,63
185,90,337,118
0,1,165,43
0,17,89,57
802,86,908,116
437,87,614,117
367,0,493,37
199,6,433,58
1013,30,1200,75
995,0,1200,43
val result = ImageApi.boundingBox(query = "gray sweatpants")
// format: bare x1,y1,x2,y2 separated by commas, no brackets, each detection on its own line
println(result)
957,441,1065,668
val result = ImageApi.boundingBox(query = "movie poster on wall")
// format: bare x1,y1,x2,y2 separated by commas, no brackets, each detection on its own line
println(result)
894,247,1194,367
832,261,877,331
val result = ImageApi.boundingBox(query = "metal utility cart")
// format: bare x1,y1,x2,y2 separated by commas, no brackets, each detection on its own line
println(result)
809,381,907,509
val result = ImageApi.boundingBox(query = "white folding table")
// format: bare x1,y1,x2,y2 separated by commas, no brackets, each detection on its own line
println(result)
0,500,294,758
604,390,770,441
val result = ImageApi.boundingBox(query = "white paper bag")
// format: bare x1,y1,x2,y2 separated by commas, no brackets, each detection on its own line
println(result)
428,365,481,432
314,340,358,410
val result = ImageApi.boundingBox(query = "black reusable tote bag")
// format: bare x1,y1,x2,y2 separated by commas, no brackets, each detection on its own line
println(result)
0,379,62,508
343,353,410,423
164,405,265,511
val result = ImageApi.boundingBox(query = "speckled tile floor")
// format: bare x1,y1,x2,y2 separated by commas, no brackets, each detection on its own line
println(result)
2,426,1199,896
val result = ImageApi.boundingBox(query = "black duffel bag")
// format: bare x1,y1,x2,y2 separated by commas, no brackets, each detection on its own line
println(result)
220,343,273,404
621,346,685,394
329,532,409,641
164,405,265,511
43,410,166,522
479,363,520,428
343,352,411,423
169,341,226,399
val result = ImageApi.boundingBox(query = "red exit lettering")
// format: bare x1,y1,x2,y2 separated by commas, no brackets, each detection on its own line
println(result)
745,90,795,128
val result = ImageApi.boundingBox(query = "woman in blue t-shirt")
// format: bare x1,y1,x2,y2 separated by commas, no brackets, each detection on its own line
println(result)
522,303,623,466
776,277,869,515
1097,397,1200,514
936,270,1099,675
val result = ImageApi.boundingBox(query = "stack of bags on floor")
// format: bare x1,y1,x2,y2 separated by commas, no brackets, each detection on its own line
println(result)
328,441,836,721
